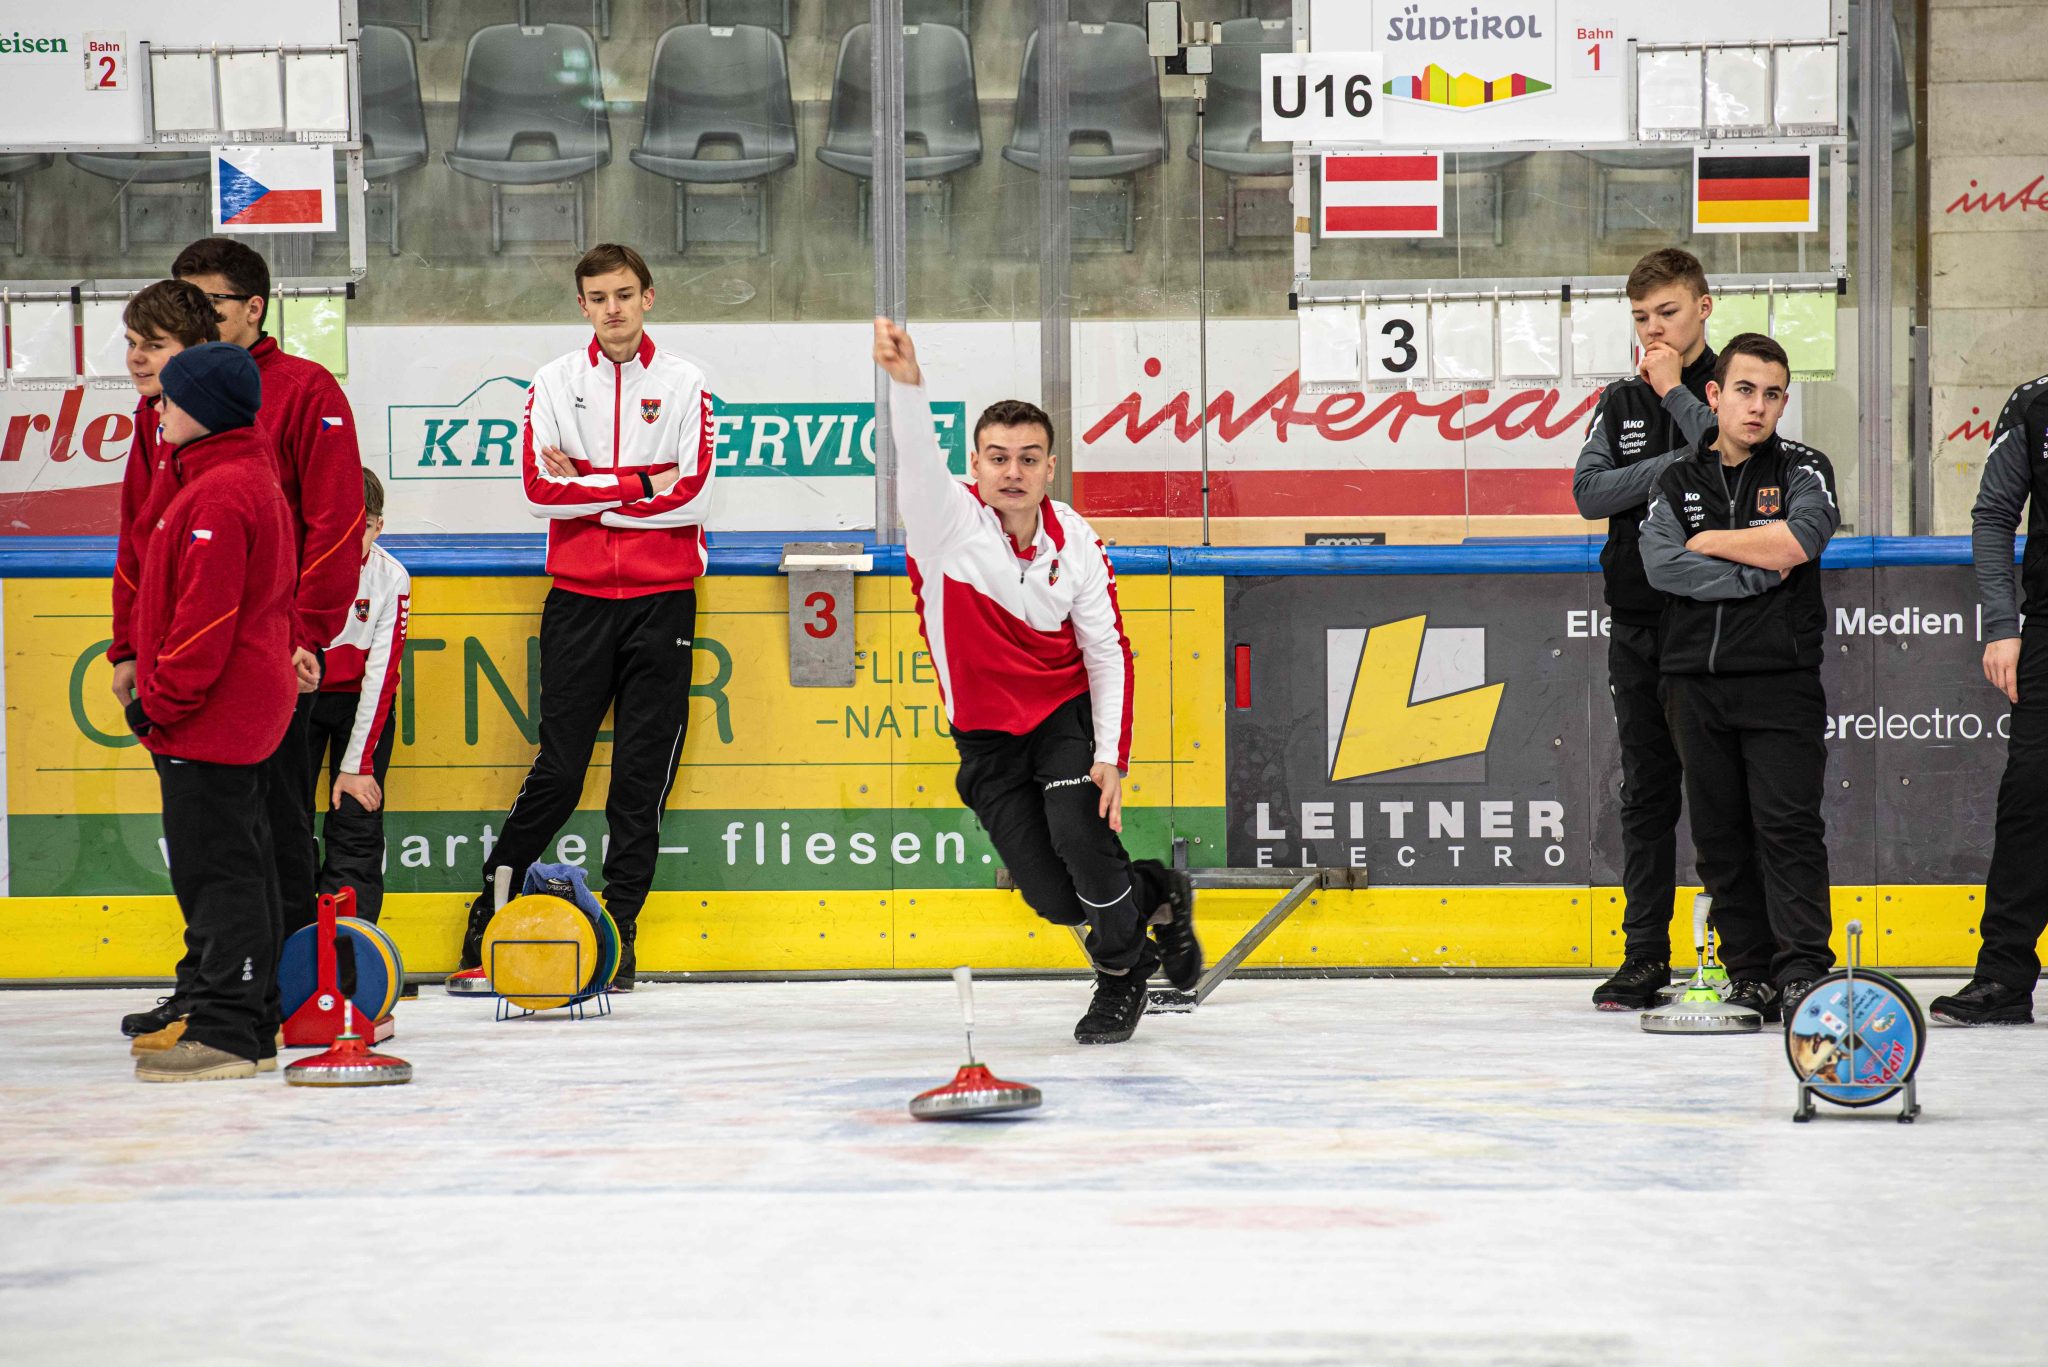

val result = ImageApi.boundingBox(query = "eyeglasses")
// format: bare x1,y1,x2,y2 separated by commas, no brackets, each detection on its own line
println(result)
201,291,260,304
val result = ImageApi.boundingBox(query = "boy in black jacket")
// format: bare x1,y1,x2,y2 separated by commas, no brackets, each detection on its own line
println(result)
1572,248,1719,1009
1638,333,1841,1023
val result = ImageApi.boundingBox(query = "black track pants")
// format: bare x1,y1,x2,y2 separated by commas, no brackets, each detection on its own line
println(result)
1974,623,2048,993
1607,621,1684,960
1664,669,1835,985
156,754,281,1061
308,689,396,922
478,586,696,930
953,693,1162,974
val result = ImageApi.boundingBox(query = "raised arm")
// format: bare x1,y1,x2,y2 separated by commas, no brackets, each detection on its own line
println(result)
873,318,977,550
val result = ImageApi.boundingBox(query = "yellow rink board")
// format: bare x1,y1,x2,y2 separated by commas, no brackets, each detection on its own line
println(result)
0,886,1995,980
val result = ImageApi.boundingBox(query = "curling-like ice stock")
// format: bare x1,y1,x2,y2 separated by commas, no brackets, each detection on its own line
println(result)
2,978,2042,1365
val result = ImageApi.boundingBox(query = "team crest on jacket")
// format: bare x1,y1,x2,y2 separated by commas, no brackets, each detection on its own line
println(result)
640,398,661,423
1757,486,1782,516
354,598,371,622
1047,559,1060,586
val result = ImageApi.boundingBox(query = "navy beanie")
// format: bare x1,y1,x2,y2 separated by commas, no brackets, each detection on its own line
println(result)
160,342,261,436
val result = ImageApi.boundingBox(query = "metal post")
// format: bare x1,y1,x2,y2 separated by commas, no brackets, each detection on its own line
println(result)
1855,0,1895,537
872,0,909,542
1197,92,1211,546
1040,0,1073,506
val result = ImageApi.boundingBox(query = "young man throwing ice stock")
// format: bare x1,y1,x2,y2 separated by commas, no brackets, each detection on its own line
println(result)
873,318,1200,1044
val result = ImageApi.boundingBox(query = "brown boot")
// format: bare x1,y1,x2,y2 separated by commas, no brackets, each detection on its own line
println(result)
129,1018,188,1056
135,1040,259,1083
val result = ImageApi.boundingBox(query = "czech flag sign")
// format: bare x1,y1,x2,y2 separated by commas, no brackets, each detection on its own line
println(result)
211,145,335,234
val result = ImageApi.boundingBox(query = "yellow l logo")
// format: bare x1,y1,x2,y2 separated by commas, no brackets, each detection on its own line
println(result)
1329,615,1504,781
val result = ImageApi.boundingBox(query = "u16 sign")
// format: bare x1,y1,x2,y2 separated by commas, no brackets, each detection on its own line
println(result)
1261,52,1386,144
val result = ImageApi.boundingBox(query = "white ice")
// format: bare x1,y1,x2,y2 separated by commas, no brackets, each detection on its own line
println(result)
2,978,2043,1366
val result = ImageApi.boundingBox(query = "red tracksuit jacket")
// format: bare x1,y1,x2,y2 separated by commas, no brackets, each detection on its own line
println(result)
111,337,365,664
521,333,716,597
110,394,173,664
132,426,298,765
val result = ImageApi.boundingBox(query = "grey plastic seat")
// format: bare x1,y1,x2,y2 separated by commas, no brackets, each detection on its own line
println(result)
444,24,611,187
360,26,428,255
904,0,969,24
1071,0,1147,23
0,154,50,257
66,151,211,184
1190,18,1288,175
362,27,429,182
1003,23,1166,180
704,0,791,36
522,0,611,40
632,25,796,185
817,24,983,182
362,0,430,40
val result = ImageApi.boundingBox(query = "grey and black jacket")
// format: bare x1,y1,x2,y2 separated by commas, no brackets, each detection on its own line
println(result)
1571,346,1718,627
1639,428,1841,675
1970,375,2048,643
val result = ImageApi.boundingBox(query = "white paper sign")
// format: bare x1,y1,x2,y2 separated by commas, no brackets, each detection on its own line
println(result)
1261,52,1386,144
1298,303,1364,387
1706,47,1771,131
1429,302,1495,386
7,301,76,380
82,301,133,379
1364,304,1428,385
1570,301,1637,381
1636,49,1703,136
1774,43,1839,129
1499,299,1563,382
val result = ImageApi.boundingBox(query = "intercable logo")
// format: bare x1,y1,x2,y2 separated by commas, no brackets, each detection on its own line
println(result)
1326,615,1504,781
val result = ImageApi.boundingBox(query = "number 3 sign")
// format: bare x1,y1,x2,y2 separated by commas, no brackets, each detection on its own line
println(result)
1260,52,1386,144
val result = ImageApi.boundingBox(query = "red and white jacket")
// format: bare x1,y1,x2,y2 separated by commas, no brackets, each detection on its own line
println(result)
891,380,1133,770
522,333,716,598
319,542,410,775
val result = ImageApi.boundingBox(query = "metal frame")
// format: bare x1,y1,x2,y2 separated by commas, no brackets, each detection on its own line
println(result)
1040,0,1074,509
871,0,909,542
1855,0,1896,537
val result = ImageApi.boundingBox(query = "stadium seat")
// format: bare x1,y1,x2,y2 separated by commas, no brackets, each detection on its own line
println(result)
0,155,50,257
64,152,211,255
361,26,430,256
443,23,612,252
817,23,983,244
630,24,797,253
1188,17,1289,247
1003,22,1166,251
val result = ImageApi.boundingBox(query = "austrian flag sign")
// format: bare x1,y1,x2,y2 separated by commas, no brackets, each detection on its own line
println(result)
211,145,335,234
1319,152,1445,238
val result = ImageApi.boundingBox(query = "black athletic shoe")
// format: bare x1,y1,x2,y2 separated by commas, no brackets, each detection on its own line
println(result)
1723,978,1781,1024
1143,861,1202,992
457,888,494,970
1930,979,2035,1026
120,995,186,1038
610,920,637,992
1779,978,1817,1023
1075,949,1157,1045
1591,957,1672,1011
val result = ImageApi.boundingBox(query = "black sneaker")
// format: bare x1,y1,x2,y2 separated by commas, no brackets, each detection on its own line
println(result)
457,888,494,970
1591,956,1671,1011
1075,949,1157,1045
1142,861,1202,992
1723,978,1781,1024
121,995,186,1038
610,920,637,993
1930,979,2035,1026
1779,978,1817,1023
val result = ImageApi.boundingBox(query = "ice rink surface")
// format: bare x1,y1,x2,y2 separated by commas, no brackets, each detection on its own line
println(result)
2,977,2043,1366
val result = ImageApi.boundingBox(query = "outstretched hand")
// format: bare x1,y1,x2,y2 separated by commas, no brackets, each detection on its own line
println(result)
873,317,923,386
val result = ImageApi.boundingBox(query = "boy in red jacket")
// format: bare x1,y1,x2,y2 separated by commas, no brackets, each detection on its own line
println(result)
174,238,364,940
108,280,220,715
126,343,298,1082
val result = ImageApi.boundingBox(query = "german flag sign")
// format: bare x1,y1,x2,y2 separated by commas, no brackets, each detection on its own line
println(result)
1693,146,1818,234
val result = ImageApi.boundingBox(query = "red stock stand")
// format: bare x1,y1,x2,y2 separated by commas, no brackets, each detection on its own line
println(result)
282,888,397,1048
